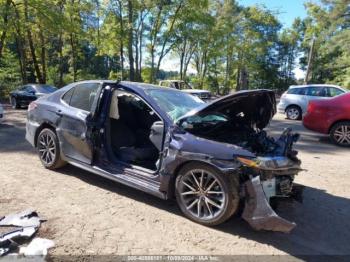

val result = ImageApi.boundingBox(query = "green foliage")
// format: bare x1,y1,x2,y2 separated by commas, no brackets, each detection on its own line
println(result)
0,51,21,99
300,0,350,87
0,0,349,101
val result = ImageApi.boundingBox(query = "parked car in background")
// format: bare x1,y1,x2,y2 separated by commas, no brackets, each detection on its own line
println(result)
303,92,350,147
159,80,212,100
9,84,57,109
25,81,302,232
277,84,347,120
0,103,4,123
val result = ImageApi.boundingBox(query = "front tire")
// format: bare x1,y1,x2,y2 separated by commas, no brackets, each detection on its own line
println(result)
330,122,350,147
286,105,302,120
175,163,239,226
37,128,67,169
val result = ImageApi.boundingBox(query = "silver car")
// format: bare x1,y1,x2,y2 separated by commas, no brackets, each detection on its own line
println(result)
277,84,347,120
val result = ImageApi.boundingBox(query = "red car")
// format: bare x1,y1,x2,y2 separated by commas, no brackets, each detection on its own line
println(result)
303,92,350,146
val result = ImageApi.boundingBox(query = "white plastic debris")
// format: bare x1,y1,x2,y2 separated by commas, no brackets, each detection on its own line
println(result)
19,238,55,256
0,209,41,227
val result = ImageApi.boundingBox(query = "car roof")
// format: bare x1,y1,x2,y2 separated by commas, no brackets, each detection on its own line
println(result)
289,84,342,89
120,81,182,92
159,80,185,83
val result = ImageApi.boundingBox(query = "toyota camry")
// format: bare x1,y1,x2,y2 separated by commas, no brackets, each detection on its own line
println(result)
26,80,303,232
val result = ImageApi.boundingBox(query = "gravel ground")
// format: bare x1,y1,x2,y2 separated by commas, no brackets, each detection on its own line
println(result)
0,104,350,259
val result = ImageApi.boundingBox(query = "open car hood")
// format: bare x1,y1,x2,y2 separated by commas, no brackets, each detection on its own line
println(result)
177,89,276,130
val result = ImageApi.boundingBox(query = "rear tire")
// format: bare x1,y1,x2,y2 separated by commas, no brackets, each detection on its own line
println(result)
175,163,239,226
286,105,302,120
37,128,67,169
330,121,350,147
11,97,20,109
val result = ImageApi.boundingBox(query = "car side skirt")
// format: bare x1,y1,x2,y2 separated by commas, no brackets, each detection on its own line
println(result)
65,157,167,200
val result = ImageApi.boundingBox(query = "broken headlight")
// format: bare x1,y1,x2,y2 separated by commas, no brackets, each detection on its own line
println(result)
236,156,300,170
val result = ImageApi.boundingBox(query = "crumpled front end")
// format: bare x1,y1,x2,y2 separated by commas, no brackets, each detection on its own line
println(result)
237,129,304,233
242,176,301,233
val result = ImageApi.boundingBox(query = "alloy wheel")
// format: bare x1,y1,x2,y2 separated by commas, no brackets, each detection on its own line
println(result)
178,169,226,221
332,125,350,145
38,132,57,165
287,107,300,120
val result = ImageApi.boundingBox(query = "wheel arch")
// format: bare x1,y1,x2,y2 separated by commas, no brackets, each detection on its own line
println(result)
285,104,302,113
328,119,350,134
34,122,56,148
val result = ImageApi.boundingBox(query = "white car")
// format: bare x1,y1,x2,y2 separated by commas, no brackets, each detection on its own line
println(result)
159,80,212,100
0,103,4,123
277,84,347,120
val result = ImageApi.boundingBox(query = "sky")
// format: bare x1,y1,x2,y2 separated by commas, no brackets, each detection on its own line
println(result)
161,0,309,79
239,0,308,28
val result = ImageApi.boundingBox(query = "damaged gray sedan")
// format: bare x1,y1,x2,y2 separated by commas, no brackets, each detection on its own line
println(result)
26,81,302,232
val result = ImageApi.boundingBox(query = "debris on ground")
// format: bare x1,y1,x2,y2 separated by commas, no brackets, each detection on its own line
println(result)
0,209,42,227
19,238,55,256
0,210,54,258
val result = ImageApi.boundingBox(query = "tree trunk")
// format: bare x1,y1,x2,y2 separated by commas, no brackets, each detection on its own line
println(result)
239,66,248,90
24,0,44,83
0,0,11,58
127,0,134,81
155,1,184,79
39,27,46,83
134,23,140,81
58,32,64,86
150,46,155,83
117,0,124,80
69,33,77,82
15,36,27,84
304,38,315,84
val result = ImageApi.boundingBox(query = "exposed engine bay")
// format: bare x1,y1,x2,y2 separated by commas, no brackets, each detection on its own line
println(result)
182,114,299,159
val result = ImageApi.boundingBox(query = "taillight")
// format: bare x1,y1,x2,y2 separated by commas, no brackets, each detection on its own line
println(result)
28,102,38,111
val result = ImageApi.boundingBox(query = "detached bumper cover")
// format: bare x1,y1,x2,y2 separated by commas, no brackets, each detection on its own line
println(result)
242,176,296,233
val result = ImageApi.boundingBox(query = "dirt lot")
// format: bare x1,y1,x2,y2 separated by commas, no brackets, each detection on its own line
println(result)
1,104,350,258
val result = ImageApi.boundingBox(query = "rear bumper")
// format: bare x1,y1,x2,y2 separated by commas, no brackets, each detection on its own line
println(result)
25,119,39,147
277,102,286,114
303,113,329,134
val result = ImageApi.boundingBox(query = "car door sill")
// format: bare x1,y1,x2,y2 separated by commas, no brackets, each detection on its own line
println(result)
66,158,167,199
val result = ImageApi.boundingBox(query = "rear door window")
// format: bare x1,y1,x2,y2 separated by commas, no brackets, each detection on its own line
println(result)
306,86,327,97
68,83,100,112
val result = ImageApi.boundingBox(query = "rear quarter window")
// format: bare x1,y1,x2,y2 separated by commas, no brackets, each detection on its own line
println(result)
328,87,345,97
64,83,100,112
70,83,100,112
62,88,74,104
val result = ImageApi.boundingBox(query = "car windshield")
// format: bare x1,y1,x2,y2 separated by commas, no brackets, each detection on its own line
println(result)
180,113,228,130
36,85,57,93
146,89,204,121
